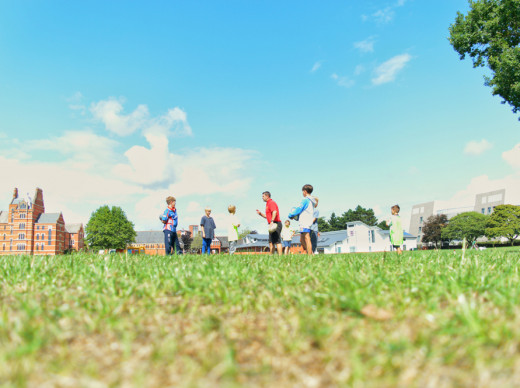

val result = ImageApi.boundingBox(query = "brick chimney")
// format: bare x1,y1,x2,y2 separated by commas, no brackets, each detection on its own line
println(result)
13,188,18,200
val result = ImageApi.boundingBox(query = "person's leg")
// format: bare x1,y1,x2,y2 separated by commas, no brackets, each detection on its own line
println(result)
304,233,312,255
300,233,307,253
173,233,183,254
206,238,212,254
311,231,317,253
276,243,283,255
269,243,274,254
397,246,402,255
164,231,172,255
202,238,208,254
229,240,236,255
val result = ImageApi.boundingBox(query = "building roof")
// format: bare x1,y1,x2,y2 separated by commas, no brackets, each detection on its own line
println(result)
235,234,269,249
379,230,416,238
216,236,229,248
65,223,83,234
0,211,7,223
135,231,165,244
35,213,62,224
291,230,348,248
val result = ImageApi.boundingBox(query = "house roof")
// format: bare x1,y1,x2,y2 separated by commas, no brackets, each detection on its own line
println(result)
135,231,165,244
0,211,7,224
379,230,416,238
35,213,62,224
65,223,83,234
290,230,348,248
216,236,229,248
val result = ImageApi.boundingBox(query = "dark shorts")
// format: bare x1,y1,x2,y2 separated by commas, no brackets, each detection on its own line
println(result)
269,222,283,245
393,245,401,250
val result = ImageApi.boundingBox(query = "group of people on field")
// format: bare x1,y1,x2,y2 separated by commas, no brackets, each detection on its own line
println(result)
159,184,404,256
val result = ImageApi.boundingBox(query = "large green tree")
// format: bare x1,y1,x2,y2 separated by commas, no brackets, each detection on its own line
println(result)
441,212,488,244
85,205,136,250
421,214,449,248
486,204,520,245
341,205,378,227
449,0,520,117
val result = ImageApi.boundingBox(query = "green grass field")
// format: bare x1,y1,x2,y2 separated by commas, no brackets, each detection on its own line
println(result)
1,248,520,387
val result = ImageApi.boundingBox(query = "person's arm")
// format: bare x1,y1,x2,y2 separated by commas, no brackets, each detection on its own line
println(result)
256,209,266,219
270,210,277,224
200,218,205,238
288,198,309,219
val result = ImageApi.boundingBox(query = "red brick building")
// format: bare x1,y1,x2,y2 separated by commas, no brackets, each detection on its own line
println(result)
0,188,84,256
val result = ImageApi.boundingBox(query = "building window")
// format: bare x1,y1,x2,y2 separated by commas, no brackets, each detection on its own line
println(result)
18,233,25,240
19,223,25,229
481,208,485,214
36,234,39,240
36,244,39,251
48,228,52,243
20,213,26,219
36,226,39,230
2,234,5,240
488,207,492,214
418,227,422,233
2,244,4,251
41,242,44,249
41,226,45,230
419,216,423,223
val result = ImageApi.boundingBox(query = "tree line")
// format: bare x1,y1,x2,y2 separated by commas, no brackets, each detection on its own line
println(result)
421,205,520,247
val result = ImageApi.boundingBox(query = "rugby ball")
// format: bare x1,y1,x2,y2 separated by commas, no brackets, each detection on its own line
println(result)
268,223,278,233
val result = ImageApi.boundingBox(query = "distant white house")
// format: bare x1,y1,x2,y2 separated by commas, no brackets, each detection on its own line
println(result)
308,221,417,254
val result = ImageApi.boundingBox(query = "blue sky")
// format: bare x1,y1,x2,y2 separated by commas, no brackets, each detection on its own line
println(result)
1,0,519,234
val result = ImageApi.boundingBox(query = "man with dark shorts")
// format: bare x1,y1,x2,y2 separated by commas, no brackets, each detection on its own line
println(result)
256,191,283,255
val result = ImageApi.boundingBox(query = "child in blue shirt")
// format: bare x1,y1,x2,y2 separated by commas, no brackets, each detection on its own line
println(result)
159,196,182,255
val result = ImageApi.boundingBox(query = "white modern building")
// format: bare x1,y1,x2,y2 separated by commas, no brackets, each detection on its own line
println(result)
292,221,417,254
409,189,506,243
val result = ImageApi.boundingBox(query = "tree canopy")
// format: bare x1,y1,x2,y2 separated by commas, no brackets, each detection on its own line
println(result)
421,214,449,247
441,211,488,243
449,0,520,117
317,206,382,232
486,204,520,245
85,205,136,250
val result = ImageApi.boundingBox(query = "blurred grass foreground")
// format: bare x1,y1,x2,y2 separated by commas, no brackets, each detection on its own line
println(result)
1,249,520,387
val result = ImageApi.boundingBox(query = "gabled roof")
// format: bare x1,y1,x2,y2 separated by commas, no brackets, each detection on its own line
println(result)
0,211,7,224
216,236,229,248
135,231,165,244
35,213,62,224
65,223,83,234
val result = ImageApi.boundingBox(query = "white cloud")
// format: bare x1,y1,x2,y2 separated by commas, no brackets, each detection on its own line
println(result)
503,143,520,169
27,130,120,170
354,38,375,53
310,61,322,73
464,139,492,155
91,98,192,139
438,174,520,210
354,65,365,76
373,7,394,23
331,73,355,88
1,96,260,232
372,54,411,85
90,98,149,136
67,91,86,114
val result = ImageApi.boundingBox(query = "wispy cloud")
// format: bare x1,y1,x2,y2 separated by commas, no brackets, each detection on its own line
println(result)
354,37,376,53
310,61,322,73
331,73,355,88
464,139,492,156
372,53,411,85
363,0,408,24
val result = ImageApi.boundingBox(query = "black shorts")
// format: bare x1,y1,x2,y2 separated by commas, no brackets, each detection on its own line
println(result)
269,222,283,245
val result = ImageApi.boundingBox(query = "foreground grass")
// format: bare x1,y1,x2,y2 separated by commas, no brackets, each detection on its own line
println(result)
1,249,520,387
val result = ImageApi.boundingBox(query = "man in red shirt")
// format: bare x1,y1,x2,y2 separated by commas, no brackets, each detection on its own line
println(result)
256,191,283,255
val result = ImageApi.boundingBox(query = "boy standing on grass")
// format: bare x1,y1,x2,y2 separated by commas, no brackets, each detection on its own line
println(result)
228,205,240,255
159,196,183,255
281,220,294,255
288,184,317,255
386,204,403,254
200,207,216,255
